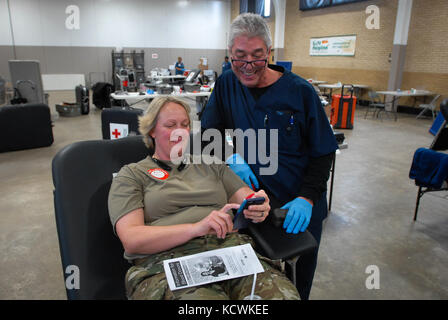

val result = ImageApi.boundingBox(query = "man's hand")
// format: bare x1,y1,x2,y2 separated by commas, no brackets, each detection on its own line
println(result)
281,197,313,234
226,153,259,190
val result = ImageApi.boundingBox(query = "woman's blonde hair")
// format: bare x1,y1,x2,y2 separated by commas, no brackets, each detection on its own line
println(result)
139,96,191,150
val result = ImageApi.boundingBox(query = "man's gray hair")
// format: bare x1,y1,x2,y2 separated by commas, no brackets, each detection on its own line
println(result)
228,13,272,52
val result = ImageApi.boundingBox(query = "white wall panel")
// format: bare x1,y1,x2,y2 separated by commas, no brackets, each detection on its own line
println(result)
2,0,231,49
40,0,73,47
0,0,13,45
7,0,44,46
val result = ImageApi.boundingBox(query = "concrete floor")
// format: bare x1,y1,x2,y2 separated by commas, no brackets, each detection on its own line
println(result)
0,96,447,299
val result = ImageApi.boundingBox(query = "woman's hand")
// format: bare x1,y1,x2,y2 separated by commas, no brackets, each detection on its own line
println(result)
243,189,270,223
193,203,240,239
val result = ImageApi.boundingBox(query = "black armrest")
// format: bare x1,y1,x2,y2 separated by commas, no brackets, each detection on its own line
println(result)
440,99,448,120
248,215,318,261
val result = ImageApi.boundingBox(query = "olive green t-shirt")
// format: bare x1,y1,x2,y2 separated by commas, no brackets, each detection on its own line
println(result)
108,156,246,245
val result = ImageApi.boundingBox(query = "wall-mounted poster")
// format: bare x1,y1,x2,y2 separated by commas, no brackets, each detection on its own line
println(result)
300,0,369,11
310,35,356,56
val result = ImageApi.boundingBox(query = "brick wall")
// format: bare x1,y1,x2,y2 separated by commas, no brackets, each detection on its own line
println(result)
283,0,447,105
405,0,448,74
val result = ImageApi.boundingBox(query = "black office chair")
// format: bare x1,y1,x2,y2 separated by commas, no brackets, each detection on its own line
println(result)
52,136,148,299
101,107,143,139
52,136,317,299
410,99,448,221
1,103,53,153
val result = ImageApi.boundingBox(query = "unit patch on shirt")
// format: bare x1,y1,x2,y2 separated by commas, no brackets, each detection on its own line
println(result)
147,168,169,180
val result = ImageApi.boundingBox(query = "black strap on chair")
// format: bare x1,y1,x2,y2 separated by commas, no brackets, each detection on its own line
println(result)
10,87,28,104
412,98,448,221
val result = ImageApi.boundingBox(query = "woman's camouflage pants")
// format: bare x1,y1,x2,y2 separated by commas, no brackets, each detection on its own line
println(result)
125,233,300,300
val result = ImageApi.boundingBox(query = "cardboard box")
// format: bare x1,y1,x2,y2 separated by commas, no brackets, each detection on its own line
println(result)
198,64,208,71
198,57,208,73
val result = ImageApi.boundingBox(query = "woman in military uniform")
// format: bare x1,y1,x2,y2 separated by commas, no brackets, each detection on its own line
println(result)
108,96,300,300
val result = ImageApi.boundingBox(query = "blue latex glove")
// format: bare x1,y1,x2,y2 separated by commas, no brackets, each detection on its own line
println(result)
282,198,313,234
226,153,259,190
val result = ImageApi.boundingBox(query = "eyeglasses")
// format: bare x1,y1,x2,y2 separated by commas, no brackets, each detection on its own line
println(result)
231,58,268,68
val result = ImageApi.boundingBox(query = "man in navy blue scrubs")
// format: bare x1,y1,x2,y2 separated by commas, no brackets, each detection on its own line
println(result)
175,57,184,75
222,56,231,74
201,13,338,300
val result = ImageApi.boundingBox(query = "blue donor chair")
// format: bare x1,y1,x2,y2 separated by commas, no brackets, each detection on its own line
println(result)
410,98,448,221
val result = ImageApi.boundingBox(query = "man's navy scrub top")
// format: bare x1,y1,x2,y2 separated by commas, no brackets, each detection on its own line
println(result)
175,62,184,75
222,61,231,74
201,65,338,204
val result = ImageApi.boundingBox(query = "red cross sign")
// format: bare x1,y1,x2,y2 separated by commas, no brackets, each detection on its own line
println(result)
109,123,129,140
112,129,121,139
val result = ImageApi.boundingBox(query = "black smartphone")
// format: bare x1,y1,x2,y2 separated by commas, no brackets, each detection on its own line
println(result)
233,197,266,229
242,197,265,209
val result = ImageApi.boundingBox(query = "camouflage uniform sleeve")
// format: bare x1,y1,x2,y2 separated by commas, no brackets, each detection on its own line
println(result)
108,165,144,235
